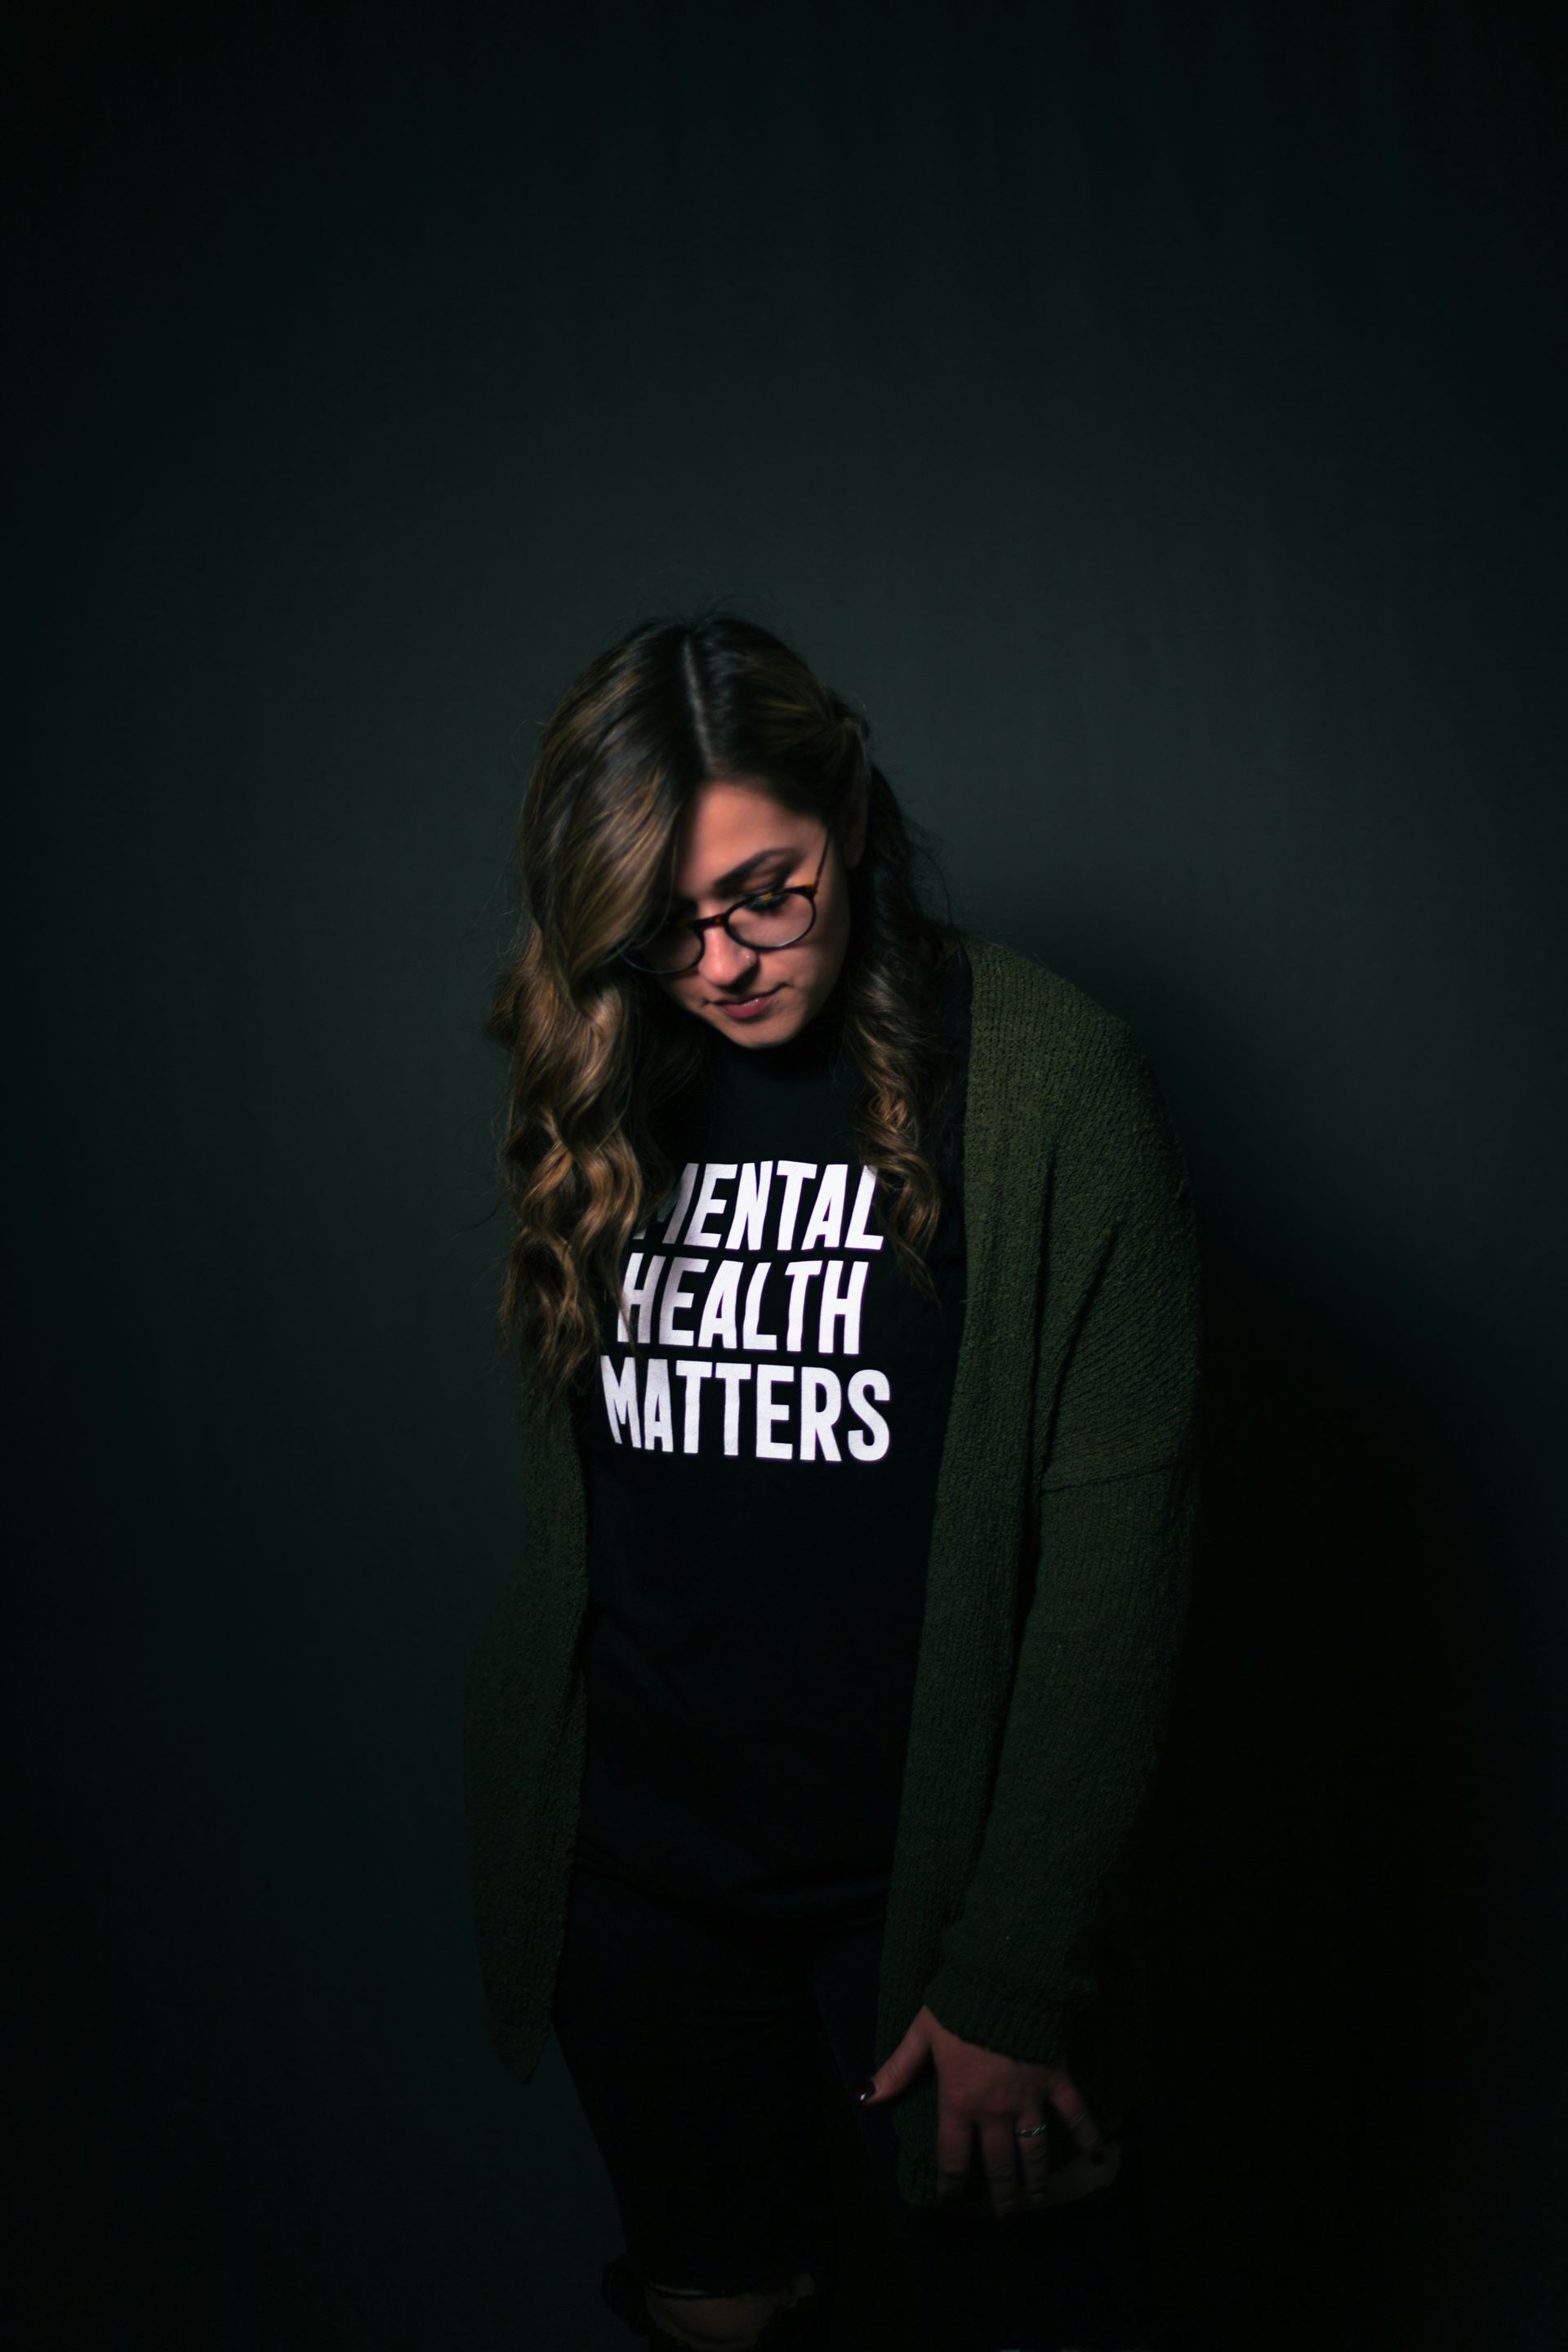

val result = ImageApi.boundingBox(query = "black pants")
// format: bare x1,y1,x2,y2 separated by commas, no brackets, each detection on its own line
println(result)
550,1854,1159,2350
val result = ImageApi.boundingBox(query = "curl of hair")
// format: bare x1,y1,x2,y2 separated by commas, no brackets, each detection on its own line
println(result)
486,611,963,1404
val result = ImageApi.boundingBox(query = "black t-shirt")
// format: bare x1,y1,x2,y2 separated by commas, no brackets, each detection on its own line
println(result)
569,943,972,1916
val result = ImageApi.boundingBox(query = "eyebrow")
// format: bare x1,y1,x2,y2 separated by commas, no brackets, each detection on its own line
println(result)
667,845,800,910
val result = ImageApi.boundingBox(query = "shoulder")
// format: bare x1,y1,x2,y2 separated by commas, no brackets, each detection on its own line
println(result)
958,933,1187,1180
960,937,1192,1225
959,932,1144,1101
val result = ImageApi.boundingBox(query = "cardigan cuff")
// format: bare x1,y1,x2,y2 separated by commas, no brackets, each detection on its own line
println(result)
919,1962,1076,2071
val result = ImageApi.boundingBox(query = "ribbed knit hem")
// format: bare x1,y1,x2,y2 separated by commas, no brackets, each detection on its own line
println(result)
918,1965,1074,2070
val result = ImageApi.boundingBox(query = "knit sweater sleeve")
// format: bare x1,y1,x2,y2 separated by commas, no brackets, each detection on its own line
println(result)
919,1014,1203,2069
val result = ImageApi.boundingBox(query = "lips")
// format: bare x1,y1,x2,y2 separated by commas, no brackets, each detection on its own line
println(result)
713,984,782,1019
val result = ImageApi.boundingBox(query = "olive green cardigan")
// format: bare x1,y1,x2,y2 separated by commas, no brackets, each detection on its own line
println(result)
462,934,1203,2211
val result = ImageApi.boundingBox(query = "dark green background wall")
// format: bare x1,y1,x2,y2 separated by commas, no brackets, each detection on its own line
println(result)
11,4,1564,2345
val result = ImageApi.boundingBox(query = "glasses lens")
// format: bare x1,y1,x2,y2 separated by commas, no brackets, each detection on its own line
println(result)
624,919,701,974
727,891,813,950
624,889,814,973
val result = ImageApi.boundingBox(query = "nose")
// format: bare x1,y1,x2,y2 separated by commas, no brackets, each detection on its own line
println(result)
702,924,761,991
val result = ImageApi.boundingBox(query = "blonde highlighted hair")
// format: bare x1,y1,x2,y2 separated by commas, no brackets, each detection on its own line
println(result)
487,611,963,1401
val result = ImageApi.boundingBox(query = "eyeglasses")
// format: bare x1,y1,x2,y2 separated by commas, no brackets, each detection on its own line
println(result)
617,824,833,977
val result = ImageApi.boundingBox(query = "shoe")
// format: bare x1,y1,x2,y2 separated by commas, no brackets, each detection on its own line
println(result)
599,2252,837,2344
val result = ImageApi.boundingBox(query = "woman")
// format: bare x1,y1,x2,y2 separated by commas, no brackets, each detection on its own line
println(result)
463,613,1203,2352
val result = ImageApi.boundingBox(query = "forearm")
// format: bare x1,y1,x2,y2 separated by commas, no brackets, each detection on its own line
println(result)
920,1450,1199,2065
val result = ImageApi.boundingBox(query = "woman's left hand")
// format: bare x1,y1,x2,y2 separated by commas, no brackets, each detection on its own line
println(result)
856,2003,1118,2221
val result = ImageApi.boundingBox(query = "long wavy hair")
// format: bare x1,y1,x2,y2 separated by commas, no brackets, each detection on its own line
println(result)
487,610,964,1403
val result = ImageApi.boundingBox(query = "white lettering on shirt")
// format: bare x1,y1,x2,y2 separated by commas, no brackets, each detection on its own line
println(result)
617,1250,666,1345
844,1165,884,1250
755,1365,795,1460
818,1258,868,1356
657,1255,709,1348
773,1160,818,1252
595,1154,930,1463
683,1163,737,1250
846,1367,891,1460
799,1163,847,1251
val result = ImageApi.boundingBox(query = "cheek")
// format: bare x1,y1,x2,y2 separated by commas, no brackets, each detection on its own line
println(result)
663,975,716,1023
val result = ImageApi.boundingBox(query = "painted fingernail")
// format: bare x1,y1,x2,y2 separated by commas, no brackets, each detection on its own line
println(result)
853,2079,876,2103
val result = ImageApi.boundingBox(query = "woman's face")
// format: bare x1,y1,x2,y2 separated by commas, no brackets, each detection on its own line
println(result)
653,778,865,1049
